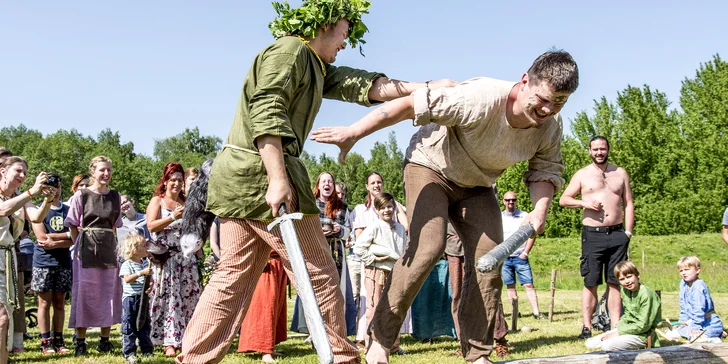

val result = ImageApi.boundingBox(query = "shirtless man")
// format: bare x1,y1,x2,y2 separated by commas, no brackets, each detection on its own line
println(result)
559,136,634,339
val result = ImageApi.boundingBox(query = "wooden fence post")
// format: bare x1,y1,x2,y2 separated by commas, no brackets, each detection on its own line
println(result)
549,269,556,322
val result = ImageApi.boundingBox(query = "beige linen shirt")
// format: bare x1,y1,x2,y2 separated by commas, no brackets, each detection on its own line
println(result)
405,77,565,190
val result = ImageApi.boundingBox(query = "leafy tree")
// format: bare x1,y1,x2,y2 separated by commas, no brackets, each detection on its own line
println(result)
153,127,222,169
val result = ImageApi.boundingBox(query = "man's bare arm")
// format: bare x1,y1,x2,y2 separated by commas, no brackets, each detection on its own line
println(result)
368,78,457,102
521,237,536,257
310,96,415,163
559,172,585,209
621,169,635,233
525,181,555,235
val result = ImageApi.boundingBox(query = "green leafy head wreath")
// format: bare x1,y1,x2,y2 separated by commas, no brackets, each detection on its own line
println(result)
269,0,372,55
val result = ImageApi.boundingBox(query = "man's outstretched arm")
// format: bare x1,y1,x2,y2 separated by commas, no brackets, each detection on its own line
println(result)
310,95,415,163
368,78,456,102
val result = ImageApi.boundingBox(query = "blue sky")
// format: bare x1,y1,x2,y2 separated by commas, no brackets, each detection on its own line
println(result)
2,1,726,161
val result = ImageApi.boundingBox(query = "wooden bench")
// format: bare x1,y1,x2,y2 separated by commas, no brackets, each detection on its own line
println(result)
497,342,728,363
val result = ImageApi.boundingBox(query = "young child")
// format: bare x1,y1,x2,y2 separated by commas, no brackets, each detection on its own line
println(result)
119,234,154,363
665,256,724,343
354,192,407,353
586,261,662,351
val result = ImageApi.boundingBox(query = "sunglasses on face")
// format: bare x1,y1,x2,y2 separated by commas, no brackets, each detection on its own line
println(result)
504,199,517,202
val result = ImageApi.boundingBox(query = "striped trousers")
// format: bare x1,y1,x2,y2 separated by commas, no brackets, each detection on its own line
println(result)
176,216,359,364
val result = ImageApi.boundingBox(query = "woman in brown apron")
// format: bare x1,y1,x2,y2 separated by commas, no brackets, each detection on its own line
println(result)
65,156,123,356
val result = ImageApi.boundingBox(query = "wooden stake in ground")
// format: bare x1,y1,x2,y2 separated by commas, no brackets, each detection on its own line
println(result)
549,269,556,322
511,298,518,332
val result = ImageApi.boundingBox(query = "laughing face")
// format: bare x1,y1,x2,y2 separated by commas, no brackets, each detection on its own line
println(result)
517,75,571,128
376,200,395,223
92,162,113,186
589,139,609,165
318,19,349,64
318,173,335,199
1,162,28,190
366,174,383,197
166,172,184,196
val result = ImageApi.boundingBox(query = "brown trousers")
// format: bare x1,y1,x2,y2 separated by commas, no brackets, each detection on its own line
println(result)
369,164,503,362
176,216,359,364
363,267,400,351
447,255,507,341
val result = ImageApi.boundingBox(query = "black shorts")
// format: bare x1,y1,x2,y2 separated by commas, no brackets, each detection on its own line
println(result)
30,266,73,293
580,224,630,286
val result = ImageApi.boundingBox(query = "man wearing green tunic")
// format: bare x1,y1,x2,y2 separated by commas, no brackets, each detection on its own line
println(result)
176,1,454,363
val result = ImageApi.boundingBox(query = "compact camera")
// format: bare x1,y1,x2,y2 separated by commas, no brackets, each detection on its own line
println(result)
46,174,61,188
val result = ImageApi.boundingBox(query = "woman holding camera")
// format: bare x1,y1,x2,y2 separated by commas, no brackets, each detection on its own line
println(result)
65,156,123,356
0,156,56,360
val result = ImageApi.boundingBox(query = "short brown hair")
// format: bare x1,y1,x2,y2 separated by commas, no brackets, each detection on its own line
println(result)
373,192,395,211
71,174,90,193
614,261,640,279
528,50,579,93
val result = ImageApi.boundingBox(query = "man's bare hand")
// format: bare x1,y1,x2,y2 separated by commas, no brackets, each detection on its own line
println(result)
601,332,617,341
38,239,59,250
524,212,547,236
583,200,603,211
310,126,357,164
267,179,293,217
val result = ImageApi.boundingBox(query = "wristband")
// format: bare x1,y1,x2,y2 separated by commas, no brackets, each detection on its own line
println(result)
26,190,33,199
66,232,71,239
625,230,633,237
170,214,177,221
522,252,529,257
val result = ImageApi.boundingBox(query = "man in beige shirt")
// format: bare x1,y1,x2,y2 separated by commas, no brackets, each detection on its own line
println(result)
559,136,634,339
312,51,579,364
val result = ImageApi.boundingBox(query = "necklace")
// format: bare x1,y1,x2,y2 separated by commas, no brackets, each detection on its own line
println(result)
592,163,607,179
298,36,327,77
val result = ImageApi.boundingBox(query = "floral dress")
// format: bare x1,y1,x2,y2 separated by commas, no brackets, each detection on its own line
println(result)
149,202,201,347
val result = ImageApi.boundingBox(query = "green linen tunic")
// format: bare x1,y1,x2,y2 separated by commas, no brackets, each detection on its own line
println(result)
617,283,662,347
207,36,384,220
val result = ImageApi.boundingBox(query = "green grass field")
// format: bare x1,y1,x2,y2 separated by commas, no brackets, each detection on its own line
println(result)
10,233,728,363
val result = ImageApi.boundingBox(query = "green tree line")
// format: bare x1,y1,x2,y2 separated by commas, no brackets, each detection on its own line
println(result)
2,55,725,237
0,127,220,209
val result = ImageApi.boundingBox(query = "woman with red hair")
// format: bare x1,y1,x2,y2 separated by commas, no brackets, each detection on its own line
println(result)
146,162,201,357
291,172,357,336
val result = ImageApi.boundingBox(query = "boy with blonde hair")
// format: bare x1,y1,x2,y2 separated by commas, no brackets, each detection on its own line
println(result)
664,256,724,343
585,261,661,351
